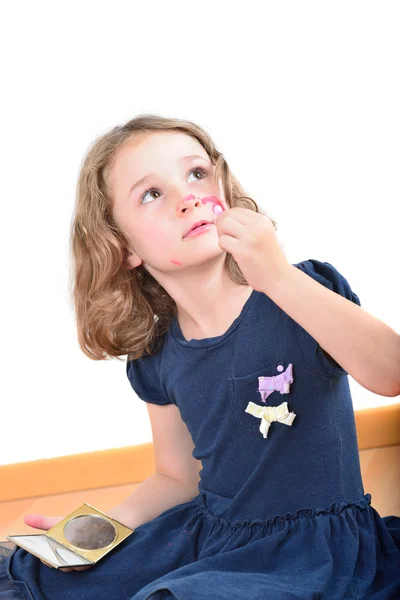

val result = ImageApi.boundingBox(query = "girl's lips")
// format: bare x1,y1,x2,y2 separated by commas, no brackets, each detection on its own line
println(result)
184,223,214,238
185,220,212,237
182,197,225,237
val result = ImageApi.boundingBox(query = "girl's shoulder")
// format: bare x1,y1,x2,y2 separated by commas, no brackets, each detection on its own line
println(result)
292,259,361,306
126,345,173,406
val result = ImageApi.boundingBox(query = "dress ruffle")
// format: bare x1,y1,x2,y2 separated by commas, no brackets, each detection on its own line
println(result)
199,492,372,529
2,493,400,599
134,494,400,600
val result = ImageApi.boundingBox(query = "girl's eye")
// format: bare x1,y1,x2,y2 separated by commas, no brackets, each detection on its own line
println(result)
139,166,208,205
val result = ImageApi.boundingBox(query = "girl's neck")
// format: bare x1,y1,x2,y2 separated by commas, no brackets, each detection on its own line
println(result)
177,284,253,342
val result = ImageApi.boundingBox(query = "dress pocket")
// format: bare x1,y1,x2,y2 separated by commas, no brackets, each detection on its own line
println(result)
228,360,296,437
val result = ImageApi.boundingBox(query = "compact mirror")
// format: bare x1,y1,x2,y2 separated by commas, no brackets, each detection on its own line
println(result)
7,503,134,569
63,515,117,549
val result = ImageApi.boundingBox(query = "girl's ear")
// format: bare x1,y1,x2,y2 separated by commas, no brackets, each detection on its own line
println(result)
122,248,143,270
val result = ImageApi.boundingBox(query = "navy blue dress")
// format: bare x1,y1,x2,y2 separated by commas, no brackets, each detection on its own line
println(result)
2,259,399,599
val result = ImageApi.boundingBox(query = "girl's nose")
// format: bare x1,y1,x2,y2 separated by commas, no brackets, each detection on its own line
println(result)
180,194,203,213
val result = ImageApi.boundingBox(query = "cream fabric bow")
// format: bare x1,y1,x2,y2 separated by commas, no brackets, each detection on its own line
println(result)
245,401,296,439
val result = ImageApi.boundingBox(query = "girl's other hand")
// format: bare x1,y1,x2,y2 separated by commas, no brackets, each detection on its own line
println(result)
23,514,92,572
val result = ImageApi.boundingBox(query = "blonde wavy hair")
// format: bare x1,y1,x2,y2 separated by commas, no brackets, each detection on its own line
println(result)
69,114,278,361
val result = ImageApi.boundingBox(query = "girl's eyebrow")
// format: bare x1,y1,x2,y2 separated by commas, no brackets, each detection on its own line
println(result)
127,154,209,199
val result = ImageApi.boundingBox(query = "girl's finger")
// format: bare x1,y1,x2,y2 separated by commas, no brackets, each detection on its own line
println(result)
58,566,92,572
24,514,64,531
41,560,91,572
217,218,243,238
216,206,254,227
60,568,75,572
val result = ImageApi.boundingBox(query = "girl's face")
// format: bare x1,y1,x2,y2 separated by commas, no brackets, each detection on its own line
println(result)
108,131,227,272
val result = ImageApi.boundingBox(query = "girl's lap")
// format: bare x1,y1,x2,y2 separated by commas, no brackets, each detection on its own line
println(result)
1,550,33,600
2,497,204,600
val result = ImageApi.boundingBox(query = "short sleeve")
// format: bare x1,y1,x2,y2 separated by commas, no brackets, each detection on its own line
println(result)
292,259,361,378
126,353,173,406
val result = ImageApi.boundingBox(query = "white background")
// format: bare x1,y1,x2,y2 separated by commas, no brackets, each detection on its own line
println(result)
1,1,399,465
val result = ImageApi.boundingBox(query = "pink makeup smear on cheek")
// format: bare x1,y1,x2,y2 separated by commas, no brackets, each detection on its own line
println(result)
200,195,220,206
170,259,182,265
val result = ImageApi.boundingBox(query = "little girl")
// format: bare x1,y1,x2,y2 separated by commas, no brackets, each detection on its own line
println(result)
1,114,399,599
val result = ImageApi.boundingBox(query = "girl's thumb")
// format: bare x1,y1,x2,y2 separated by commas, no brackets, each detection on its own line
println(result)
23,514,64,531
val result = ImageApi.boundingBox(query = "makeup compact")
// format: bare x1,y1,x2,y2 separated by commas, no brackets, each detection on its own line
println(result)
7,503,134,569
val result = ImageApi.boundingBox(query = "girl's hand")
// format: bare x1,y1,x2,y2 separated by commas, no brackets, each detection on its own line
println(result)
24,514,92,572
215,206,290,293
